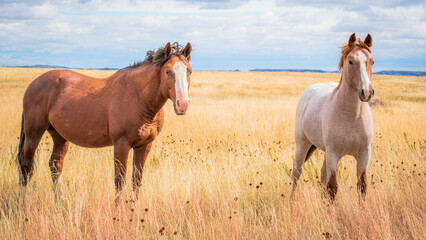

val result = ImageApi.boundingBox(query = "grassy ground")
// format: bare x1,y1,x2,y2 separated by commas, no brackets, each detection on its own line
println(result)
0,67,425,239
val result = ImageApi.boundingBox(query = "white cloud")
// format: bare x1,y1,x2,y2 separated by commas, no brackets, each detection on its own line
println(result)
0,0,424,70
0,2,58,20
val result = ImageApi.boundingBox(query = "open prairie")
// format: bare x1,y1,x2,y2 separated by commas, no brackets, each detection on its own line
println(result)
0,67,425,239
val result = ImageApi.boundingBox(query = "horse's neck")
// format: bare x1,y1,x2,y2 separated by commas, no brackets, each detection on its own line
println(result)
127,66,167,120
333,75,364,119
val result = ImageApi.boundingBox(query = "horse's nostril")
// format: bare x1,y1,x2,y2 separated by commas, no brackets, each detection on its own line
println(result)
360,90,365,99
176,100,180,107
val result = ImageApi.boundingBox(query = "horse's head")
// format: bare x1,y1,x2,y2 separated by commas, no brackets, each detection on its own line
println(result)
160,42,192,115
342,33,375,102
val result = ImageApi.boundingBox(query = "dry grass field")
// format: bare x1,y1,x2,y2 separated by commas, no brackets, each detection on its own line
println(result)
0,67,425,239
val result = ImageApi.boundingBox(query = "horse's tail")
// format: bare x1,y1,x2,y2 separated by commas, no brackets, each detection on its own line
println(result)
17,113,25,165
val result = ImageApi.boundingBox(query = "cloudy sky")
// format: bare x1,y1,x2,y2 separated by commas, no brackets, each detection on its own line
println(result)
0,0,425,71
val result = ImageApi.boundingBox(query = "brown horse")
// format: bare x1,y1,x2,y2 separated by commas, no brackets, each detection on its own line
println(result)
17,42,192,200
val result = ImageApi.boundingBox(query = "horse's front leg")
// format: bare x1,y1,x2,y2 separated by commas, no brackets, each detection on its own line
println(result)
356,147,371,201
132,143,153,200
113,139,131,203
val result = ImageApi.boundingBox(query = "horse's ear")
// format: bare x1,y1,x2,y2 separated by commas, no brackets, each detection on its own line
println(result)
183,42,192,60
364,34,373,47
164,42,172,58
348,33,356,47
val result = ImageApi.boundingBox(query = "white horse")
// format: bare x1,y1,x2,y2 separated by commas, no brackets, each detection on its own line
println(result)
292,33,374,201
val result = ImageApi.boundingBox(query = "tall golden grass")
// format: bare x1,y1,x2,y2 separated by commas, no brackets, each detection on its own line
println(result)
0,67,425,239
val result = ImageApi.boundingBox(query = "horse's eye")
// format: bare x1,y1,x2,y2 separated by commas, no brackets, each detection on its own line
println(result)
166,70,172,77
372,61,375,65
349,60,354,65
189,71,192,75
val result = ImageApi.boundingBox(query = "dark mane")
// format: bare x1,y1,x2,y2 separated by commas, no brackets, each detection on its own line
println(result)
128,42,190,69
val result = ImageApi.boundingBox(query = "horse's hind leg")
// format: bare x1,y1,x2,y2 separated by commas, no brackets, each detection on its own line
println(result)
19,125,48,186
291,137,315,197
356,148,371,201
47,126,69,199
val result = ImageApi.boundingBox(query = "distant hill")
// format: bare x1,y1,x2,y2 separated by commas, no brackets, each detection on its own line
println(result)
374,71,426,76
95,67,119,70
5,65,119,70
3,65,425,76
249,69,426,76
12,64,71,69
249,69,338,73
249,68,327,73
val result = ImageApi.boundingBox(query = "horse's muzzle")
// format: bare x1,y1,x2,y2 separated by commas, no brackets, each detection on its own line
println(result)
173,98,190,115
358,88,374,102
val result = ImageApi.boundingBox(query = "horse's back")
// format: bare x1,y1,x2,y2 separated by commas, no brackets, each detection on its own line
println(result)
295,82,337,150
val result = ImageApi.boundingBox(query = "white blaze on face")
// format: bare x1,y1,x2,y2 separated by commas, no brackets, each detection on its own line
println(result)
357,51,371,90
173,61,189,100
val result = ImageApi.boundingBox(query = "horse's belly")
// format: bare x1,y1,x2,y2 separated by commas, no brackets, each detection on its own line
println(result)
65,129,112,148
53,123,112,147
49,109,112,148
